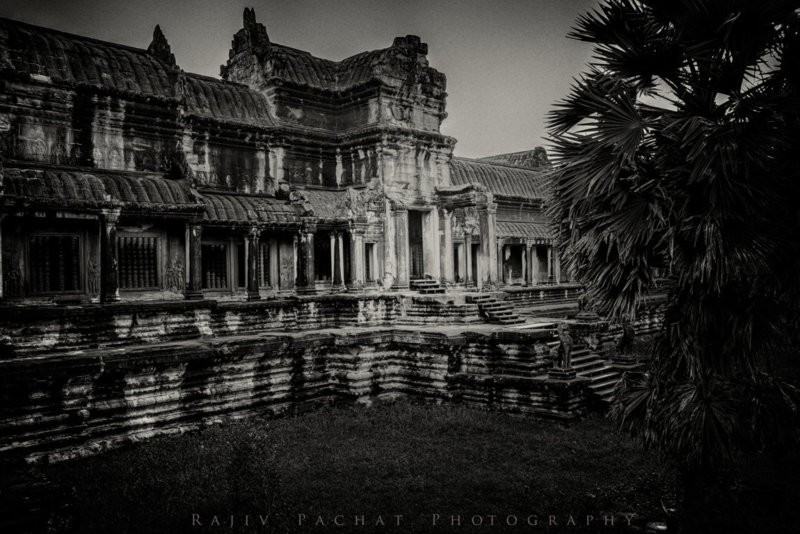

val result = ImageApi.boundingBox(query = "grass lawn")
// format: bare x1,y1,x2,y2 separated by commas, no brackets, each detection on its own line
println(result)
45,402,675,533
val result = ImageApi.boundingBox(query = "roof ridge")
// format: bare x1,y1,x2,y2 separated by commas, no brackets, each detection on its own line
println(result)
452,156,544,173
0,16,155,58
268,41,390,68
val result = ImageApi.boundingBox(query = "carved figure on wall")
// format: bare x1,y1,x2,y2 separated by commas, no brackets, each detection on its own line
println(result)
1,248,21,297
166,260,185,293
87,261,100,295
556,323,573,370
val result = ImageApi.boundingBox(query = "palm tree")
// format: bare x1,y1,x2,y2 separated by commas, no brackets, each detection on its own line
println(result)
548,1,800,531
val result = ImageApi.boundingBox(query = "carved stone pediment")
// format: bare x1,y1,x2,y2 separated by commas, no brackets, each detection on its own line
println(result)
289,189,314,217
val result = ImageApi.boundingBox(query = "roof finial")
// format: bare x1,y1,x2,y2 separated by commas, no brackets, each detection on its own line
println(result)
243,7,256,27
147,25,177,68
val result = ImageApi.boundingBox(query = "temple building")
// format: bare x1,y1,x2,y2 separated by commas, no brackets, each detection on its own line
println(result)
0,9,566,304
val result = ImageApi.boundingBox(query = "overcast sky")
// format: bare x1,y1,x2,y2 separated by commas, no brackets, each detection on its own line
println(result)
0,0,598,159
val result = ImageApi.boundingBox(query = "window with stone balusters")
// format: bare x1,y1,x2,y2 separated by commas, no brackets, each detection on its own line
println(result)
202,243,229,289
28,234,82,293
258,242,270,287
118,235,159,289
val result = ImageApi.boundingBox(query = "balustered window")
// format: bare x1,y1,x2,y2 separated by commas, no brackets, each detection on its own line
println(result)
118,235,159,289
28,234,81,293
202,243,228,289
259,242,271,287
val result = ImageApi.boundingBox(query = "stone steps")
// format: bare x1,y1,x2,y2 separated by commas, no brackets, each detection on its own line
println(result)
574,352,623,407
410,279,446,294
468,295,525,325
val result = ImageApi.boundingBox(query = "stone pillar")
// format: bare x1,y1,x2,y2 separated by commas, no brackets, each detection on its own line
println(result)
441,209,453,283
478,206,497,284
553,245,561,284
185,222,203,299
269,237,279,290
457,243,466,283
330,232,336,283
422,209,441,281
392,206,409,289
521,244,527,286
350,229,365,288
297,222,316,294
246,227,261,301
337,231,346,290
547,245,553,283
99,209,121,303
464,234,473,286
497,240,506,284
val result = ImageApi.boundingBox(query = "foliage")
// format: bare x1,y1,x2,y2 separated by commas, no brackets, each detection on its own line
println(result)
549,0,800,529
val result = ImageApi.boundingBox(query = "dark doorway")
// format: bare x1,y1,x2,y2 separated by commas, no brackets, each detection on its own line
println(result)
409,211,424,279
471,243,479,284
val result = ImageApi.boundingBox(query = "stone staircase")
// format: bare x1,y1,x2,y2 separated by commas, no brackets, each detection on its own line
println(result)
571,348,622,407
410,278,446,294
470,294,525,325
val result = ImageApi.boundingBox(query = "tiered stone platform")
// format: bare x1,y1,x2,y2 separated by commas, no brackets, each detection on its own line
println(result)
0,286,665,464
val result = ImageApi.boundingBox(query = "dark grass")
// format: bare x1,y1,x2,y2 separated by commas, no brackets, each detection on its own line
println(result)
42,401,675,533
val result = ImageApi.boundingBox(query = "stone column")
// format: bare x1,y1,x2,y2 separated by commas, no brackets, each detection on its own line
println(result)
553,245,562,284
392,206,409,289
497,240,506,284
457,242,466,283
521,243,527,286
330,232,336,283
464,233,473,286
350,229,365,288
296,222,316,294
422,209,441,281
337,231,346,290
185,221,203,299
547,246,553,283
99,209,121,303
246,227,261,301
269,237,279,290
478,206,497,284
441,209,453,283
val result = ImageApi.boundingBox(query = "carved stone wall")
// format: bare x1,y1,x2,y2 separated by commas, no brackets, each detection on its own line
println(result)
0,325,577,464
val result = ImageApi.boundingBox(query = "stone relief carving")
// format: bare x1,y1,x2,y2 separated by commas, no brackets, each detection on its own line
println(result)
288,190,315,217
1,246,21,297
453,207,479,236
166,260,185,293
87,261,100,295
341,187,368,218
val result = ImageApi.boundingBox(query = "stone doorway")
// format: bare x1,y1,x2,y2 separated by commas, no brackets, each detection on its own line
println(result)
409,210,424,279
502,245,526,285
471,243,479,285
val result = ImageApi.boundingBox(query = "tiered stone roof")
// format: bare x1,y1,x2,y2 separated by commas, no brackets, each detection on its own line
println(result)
1,168,202,215
450,158,550,200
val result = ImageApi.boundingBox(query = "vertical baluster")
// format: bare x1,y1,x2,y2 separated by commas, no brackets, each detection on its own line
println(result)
149,237,156,287
71,236,79,290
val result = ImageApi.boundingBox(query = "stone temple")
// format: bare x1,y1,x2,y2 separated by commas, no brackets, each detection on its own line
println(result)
0,9,565,304
0,10,664,464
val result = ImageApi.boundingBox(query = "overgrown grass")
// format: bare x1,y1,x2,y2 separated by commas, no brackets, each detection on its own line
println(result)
46,402,675,533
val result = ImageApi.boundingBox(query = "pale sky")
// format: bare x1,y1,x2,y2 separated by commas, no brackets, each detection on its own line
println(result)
0,0,598,159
